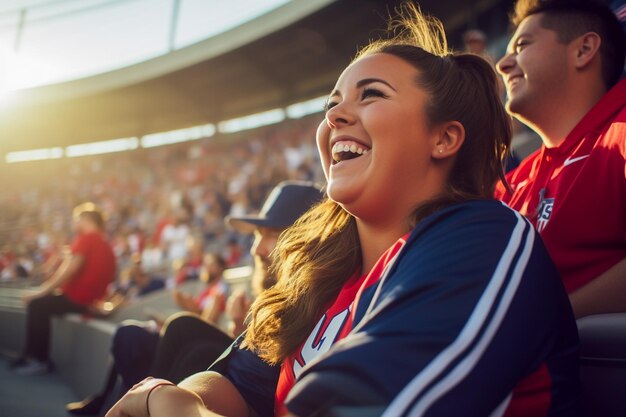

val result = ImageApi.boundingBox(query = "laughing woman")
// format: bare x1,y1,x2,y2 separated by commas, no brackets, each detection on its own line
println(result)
106,4,579,417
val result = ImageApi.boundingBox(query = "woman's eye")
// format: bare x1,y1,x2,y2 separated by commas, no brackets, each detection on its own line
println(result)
361,88,387,100
323,100,337,112
323,88,386,112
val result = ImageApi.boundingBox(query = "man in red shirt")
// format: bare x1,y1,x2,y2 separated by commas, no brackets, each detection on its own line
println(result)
12,202,116,375
495,0,626,318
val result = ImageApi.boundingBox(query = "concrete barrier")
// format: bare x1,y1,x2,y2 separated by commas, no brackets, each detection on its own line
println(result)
0,266,253,398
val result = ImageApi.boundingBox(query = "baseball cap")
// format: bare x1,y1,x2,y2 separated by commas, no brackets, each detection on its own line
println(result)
226,180,324,234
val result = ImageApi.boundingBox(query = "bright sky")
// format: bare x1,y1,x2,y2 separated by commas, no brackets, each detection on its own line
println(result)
0,0,290,93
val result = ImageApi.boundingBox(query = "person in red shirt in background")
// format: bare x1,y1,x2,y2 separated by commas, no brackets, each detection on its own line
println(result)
495,0,626,318
171,253,229,326
12,202,116,375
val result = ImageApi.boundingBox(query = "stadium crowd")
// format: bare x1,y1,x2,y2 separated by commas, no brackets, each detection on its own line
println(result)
0,116,323,283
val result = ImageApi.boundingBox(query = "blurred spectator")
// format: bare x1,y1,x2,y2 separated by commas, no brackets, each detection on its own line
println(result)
463,29,491,57
223,238,243,267
173,239,204,285
0,117,323,278
91,252,165,317
11,203,116,375
160,210,191,265
463,28,505,98
171,253,229,323
119,263,164,300
140,240,164,273
66,253,228,416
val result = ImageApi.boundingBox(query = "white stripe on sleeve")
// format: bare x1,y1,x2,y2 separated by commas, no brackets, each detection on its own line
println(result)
382,211,533,417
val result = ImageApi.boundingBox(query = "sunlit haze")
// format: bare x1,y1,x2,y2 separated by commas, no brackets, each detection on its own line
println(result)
0,0,290,93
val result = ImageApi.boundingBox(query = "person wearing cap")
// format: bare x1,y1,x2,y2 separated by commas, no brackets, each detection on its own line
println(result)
12,202,116,376
225,180,325,300
67,181,322,416
147,181,324,381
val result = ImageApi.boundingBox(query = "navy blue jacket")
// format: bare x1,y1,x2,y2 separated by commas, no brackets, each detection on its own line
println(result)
211,200,580,417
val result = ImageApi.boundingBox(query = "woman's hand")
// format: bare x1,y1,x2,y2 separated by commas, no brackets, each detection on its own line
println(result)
105,377,185,417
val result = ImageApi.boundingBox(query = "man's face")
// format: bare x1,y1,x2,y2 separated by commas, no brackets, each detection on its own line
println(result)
496,14,571,123
250,227,282,296
201,254,223,283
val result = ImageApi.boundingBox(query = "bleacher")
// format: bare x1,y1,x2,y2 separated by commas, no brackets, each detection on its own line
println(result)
0,265,252,399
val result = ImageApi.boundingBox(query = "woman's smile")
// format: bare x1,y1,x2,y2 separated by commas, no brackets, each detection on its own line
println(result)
330,140,370,164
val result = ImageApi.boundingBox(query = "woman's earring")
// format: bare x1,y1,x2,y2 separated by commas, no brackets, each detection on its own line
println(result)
438,149,443,154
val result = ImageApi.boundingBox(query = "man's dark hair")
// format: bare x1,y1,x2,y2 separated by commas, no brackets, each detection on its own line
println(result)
512,0,626,89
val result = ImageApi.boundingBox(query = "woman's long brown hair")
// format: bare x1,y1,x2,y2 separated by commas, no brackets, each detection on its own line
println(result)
243,2,512,365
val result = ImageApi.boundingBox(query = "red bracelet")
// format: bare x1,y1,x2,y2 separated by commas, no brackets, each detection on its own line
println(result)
146,382,176,417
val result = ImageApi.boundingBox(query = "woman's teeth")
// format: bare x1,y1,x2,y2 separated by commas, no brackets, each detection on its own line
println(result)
331,143,369,163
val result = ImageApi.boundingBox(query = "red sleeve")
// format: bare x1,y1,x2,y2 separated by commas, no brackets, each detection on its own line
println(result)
494,180,508,200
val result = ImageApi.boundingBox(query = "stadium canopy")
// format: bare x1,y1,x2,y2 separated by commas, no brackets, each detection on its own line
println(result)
0,0,507,156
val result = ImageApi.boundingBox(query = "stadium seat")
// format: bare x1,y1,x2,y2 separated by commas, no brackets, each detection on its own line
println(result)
578,313,626,417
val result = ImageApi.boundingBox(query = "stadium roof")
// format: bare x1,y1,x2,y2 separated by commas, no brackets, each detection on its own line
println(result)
0,0,507,155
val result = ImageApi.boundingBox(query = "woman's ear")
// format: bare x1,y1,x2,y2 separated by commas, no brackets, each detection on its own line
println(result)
431,121,465,159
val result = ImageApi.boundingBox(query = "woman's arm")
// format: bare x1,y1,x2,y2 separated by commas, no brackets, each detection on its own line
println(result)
105,375,253,417
105,378,217,417
105,337,280,417
179,371,252,417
